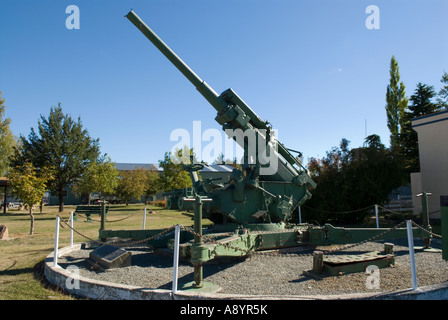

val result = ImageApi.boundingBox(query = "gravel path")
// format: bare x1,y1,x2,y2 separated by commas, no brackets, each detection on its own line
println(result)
58,237,448,297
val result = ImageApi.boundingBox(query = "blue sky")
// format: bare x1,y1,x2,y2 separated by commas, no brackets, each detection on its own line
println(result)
1,1,447,166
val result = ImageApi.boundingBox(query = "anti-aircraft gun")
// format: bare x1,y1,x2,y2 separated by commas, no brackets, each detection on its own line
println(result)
99,12,436,286
125,10,316,230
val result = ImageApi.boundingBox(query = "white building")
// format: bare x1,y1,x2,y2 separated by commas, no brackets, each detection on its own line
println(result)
411,110,448,219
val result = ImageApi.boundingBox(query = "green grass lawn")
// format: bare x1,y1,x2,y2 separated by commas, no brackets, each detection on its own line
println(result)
0,203,204,300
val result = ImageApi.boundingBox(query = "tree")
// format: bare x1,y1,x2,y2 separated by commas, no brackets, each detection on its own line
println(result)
385,56,408,151
0,92,16,176
212,152,242,171
72,155,119,204
212,153,226,165
158,147,193,192
144,169,162,203
408,83,439,116
116,167,148,205
400,83,442,174
305,136,403,224
7,162,54,234
13,105,100,211
436,71,448,109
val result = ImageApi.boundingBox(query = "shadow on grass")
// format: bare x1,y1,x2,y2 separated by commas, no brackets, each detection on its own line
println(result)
32,259,82,300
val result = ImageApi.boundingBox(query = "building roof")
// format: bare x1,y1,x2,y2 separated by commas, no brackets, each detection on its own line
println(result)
411,109,448,128
115,163,234,173
115,163,162,171
200,164,234,173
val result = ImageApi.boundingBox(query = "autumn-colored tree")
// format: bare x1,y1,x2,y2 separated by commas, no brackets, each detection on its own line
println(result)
116,167,148,205
72,156,119,203
144,169,162,203
158,147,193,192
7,162,54,234
0,92,16,176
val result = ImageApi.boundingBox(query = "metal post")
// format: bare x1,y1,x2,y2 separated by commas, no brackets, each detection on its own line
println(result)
406,220,418,290
172,224,181,293
100,201,105,231
417,192,432,248
53,215,60,267
298,206,302,224
419,192,432,227
375,204,379,228
193,197,203,288
416,192,432,227
3,185,7,215
194,198,203,244
70,211,74,246
441,196,448,261
143,207,147,230
184,196,212,289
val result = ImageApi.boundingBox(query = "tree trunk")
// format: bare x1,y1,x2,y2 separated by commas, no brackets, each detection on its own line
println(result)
58,188,64,212
29,207,34,235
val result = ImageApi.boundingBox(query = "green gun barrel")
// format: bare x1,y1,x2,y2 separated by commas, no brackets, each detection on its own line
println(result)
126,10,316,188
126,10,226,113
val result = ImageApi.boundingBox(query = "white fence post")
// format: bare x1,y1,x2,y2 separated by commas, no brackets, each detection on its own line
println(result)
53,215,60,267
375,204,379,228
143,207,147,230
406,220,418,290
172,224,181,293
70,211,74,246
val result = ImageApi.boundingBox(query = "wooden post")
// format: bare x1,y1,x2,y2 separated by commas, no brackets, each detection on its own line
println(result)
384,242,394,255
312,251,324,274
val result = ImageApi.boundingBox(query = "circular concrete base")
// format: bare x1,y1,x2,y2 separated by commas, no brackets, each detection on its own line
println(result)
44,243,448,300
180,281,222,293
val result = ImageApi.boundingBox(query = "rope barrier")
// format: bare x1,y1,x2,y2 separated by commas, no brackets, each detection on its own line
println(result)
302,204,375,215
302,203,423,216
57,215,177,247
53,207,445,297
73,209,145,223
57,213,443,258
376,204,411,215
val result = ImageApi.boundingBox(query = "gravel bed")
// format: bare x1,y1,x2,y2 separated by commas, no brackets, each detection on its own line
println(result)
58,238,448,297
